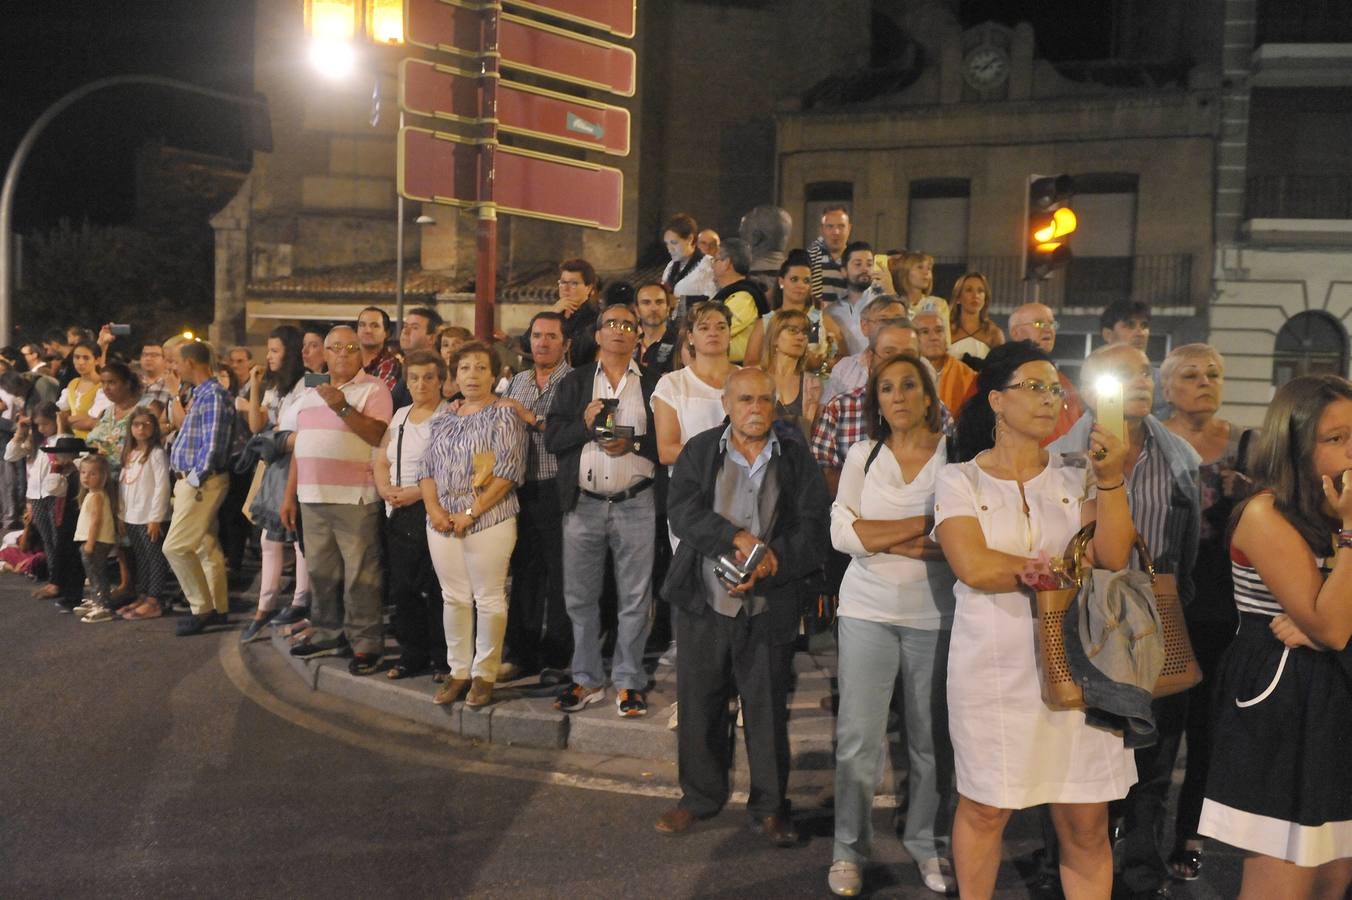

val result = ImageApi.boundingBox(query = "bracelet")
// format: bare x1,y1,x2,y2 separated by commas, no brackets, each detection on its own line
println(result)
1096,481,1125,491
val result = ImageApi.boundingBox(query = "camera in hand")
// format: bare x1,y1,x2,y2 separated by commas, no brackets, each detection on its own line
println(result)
593,397,633,442
714,542,768,591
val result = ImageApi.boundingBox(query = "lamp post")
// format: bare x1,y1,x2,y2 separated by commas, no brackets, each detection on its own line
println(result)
0,74,270,346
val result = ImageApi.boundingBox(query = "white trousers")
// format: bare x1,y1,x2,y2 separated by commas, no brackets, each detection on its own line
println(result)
426,517,516,681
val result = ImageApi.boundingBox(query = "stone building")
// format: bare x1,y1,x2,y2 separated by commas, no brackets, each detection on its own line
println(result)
1207,1,1352,425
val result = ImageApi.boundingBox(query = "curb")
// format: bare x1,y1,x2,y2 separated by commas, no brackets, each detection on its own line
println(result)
259,629,842,764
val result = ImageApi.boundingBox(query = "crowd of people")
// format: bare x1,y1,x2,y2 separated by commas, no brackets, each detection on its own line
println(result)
3,204,1350,900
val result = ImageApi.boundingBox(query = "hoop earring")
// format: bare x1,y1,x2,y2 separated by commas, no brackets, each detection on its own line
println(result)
991,413,1003,444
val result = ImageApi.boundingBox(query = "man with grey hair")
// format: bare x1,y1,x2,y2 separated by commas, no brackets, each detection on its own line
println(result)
654,367,828,845
823,295,911,403
1048,341,1200,898
281,325,394,675
710,237,770,365
1008,302,1082,443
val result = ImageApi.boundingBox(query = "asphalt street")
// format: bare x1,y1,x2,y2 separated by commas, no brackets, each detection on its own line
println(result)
1,571,1244,899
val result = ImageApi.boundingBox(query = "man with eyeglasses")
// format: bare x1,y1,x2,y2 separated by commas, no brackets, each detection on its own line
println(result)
1048,342,1201,899
545,303,661,717
1008,303,1082,443
548,258,602,367
914,309,979,418
281,325,394,676
823,295,911,404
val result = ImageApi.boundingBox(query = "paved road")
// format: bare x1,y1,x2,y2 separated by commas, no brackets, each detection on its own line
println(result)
1,573,1243,898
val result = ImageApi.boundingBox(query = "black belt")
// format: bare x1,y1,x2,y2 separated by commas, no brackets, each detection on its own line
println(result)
580,478,653,503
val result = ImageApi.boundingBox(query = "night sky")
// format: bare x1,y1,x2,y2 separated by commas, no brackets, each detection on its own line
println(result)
0,0,254,234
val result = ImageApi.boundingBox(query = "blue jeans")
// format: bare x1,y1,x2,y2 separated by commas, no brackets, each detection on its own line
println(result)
834,616,953,864
562,491,655,691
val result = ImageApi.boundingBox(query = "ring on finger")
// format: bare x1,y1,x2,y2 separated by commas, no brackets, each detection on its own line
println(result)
1091,447,1108,461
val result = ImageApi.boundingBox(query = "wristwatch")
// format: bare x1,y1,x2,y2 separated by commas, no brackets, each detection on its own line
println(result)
337,403,352,418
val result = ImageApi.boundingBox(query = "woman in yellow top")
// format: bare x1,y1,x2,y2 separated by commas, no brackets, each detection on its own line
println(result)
59,341,104,439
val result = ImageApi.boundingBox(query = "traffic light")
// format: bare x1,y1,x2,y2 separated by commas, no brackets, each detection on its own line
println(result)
1025,174,1077,280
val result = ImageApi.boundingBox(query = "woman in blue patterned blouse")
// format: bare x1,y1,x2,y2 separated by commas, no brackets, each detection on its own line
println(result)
419,341,527,709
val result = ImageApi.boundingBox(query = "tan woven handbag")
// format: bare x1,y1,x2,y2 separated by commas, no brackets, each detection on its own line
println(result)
1034,524,1202,711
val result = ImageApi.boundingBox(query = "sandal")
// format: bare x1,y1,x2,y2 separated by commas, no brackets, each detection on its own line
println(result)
32,584,60,600
386,662,428,680
1168,845,1203,881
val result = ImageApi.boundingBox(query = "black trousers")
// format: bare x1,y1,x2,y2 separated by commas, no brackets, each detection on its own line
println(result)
505,479,571,671
1114,691,1190,891
387,502,447,671
32,494,81,602
674,604,793,820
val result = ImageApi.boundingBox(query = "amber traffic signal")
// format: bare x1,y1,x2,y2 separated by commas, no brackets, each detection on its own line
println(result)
1025,174,1077,280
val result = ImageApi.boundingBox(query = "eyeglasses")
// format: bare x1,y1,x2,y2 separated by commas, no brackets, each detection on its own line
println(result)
1002,379,1066,398
779,325,807,336
325,342,360,354
1024,319,1059,332
601,319,637,334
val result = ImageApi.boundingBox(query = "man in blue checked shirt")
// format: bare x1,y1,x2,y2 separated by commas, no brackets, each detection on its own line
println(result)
163,339,236,637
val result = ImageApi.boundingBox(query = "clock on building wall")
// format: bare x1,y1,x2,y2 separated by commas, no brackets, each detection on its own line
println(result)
962,44,1010,91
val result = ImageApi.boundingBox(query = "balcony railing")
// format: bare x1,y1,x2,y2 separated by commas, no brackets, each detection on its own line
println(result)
932,254,1194,312
1256,0,1352,44
1247,175,1352,220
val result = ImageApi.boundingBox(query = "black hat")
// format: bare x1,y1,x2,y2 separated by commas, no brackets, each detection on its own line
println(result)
39,436,92,455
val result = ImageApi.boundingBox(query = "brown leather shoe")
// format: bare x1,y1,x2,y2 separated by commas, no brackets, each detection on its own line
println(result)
753,813,798,847
433,677,470,706
465,677,494,708
655,807,698,835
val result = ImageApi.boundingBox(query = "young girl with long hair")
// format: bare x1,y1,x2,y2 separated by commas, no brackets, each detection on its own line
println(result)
117,409,171,620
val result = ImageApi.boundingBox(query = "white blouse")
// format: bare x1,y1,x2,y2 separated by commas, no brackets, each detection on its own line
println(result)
119,446,171,525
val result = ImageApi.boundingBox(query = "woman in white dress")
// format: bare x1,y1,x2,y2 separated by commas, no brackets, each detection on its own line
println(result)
933,341,1136,899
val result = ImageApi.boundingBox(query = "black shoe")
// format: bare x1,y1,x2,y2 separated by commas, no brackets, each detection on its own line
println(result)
176,610,228,636
272,604,310,626
54,598,80,614
240,613,277,644
348,652,381,676
290,635,351,659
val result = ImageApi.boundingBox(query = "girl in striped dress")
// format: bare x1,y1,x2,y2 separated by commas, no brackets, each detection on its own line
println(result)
1200,375,1352,897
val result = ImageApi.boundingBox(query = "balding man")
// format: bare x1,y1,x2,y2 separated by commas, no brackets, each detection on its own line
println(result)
281,325,394,675
1008,303,1082,444
914,309,978,418
655,367,829,845
1049,342,1200,899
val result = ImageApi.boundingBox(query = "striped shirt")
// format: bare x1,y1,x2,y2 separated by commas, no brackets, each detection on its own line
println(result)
418,404,527,534
1126,427,1186,578
293,372,393,505
505,362,572,481
1231,547,1332,618
807,237,848,307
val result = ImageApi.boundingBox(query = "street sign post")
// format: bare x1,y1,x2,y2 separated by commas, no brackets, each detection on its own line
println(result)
398,126,623,230
406,0,635,97
401,0,635,339
401,59,631,155
501,0,636,38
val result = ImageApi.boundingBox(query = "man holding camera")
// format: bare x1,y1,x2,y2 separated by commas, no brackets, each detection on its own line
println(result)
654,368,829,846
544,302,660,717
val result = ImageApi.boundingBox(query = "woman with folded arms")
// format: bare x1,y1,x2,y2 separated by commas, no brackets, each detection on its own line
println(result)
420,342,527,709
827,352,955,897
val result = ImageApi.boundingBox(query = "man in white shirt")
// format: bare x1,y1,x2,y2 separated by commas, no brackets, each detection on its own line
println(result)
826,241,877,356
544,303,661,718
823,296,912,403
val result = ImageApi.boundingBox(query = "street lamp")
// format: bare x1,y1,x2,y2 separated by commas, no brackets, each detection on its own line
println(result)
0,75,270,347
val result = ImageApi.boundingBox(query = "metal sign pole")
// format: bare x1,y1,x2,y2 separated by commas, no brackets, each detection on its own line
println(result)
475,6,501,343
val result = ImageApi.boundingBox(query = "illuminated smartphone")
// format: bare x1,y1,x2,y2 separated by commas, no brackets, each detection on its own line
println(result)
1094,376,1125,442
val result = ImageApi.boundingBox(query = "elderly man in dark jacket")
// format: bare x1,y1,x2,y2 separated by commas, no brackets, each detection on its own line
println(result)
654,367,829,847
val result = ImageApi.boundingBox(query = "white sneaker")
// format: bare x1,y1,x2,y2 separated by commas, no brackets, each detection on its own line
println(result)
81,605,116,623
74,598,98,614
657,641,678,667
918,857,956,894
828,860,862,896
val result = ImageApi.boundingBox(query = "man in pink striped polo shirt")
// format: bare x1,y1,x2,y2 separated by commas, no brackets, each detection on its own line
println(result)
281,325,393,675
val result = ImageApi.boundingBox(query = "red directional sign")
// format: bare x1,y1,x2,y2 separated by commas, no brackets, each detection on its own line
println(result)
398,127,623,231
401,59,631,155
501,0,636,39
405,0,635,97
